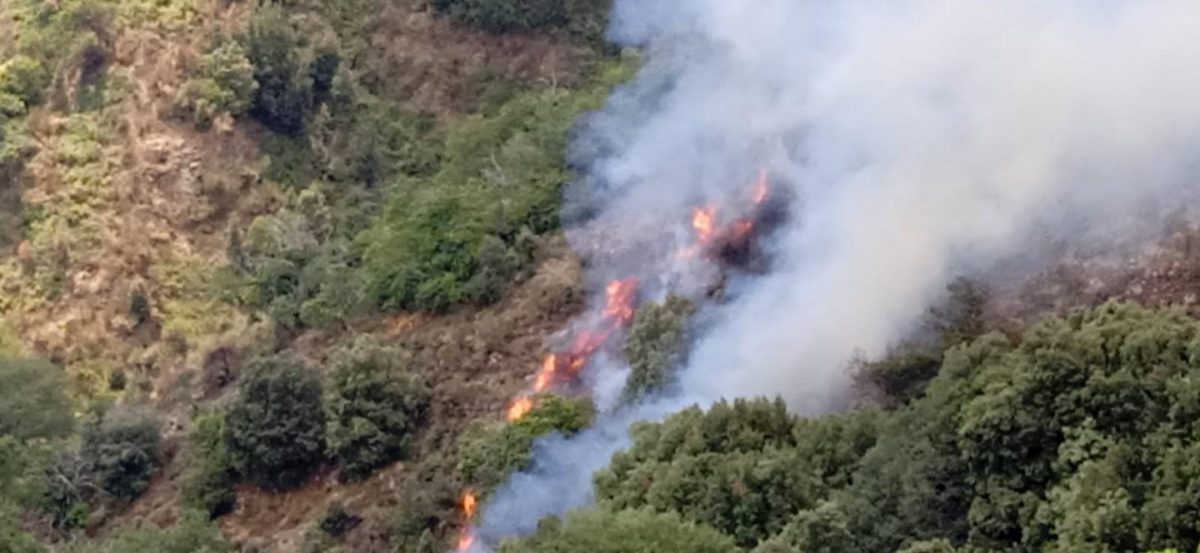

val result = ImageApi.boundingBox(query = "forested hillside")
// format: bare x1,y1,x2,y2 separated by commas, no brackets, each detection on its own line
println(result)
3,2,1200,553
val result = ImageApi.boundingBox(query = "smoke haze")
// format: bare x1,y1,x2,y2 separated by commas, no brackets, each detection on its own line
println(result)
476,0,1200,545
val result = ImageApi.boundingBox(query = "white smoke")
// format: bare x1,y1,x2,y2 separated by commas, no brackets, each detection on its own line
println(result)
475,0,1200,546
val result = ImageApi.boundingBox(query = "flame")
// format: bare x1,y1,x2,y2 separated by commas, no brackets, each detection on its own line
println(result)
462,492,478,519
507,397,534,421
456,531,476,552
604,278,640,324
455,492,479,551
691,205,717,244
752,169,770,204
533,355,556,392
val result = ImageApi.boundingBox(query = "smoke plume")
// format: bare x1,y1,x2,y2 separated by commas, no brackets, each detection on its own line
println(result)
475,0,1200,546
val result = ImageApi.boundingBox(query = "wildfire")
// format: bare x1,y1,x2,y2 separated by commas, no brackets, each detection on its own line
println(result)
752,168,770,204
691,205,717,244
507,277,641,423
507,397,534,422
604,278,640,324
455,492,479,552
456,532,476,552
680,170,772,260
462,492,478,519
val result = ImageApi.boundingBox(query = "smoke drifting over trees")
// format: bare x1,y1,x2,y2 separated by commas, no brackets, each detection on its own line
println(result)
479,0,1200,546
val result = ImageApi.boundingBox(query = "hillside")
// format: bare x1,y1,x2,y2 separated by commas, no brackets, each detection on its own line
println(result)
4,3,1200,553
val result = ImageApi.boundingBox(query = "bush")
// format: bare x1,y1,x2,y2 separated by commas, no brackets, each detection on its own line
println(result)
595,398,835,548
175,40,257,129
497,509,738,553
244,6,336,135
325,339,430,481
622,295,695,401
0,357,75,441
182,411,237,518
0,55,48,111
224,355,326,491
432,0,610,37
318,502,362,537
458,395,593,491
359,68,628,312
0,500,42,553
62,510,231,553
80,409,161,502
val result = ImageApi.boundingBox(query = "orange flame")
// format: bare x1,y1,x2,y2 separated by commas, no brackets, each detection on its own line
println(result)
533,354,556,393
456,531,476,552
455,492,479,551
603,278,640,325
691,205,717,244
752,169,770,204
507,397,534,421
462,492,478,519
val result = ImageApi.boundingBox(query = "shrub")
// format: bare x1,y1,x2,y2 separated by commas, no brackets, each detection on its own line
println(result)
0,55,48,110
359,69,627,312
0,357,75,441
621,295,695,401
80,409,161,502
175,40,257,129
224,355,326,491
432,0,610,38
497,509,738,553
458,395,593,491
325,339,430,481
318,502,362,537
0,500,42,553
244,6,335,135
182,411,237,518
62,510,231,553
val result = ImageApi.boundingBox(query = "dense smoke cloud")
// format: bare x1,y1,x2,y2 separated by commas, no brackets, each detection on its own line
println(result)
477,0,1200,545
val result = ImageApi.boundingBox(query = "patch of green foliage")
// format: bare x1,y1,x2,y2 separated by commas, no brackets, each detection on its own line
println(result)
175,39,258,129
595,398,878,548
24,114,115,298
359,62,634,313
622,295,696,402
224,354,326,491
431,0,610,40
80,408,161,502
59,510,231,553
325,339,430,481
182,411,238,518
458,395,594,492
230,187,371,330
588,302,1200,552
497,508,739,553
243,5,338,136
0,357,75,441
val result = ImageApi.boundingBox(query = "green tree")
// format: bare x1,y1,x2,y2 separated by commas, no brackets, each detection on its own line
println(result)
325,339,430,481
458,395,593,491
0,357,74,441
244,6,313,135
594,399,853,548
175,39,258,128
622,295,695,401
80,409,161,502
224,355,326,491
182,411,238,518
497,509,738,553
60,510,231,553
